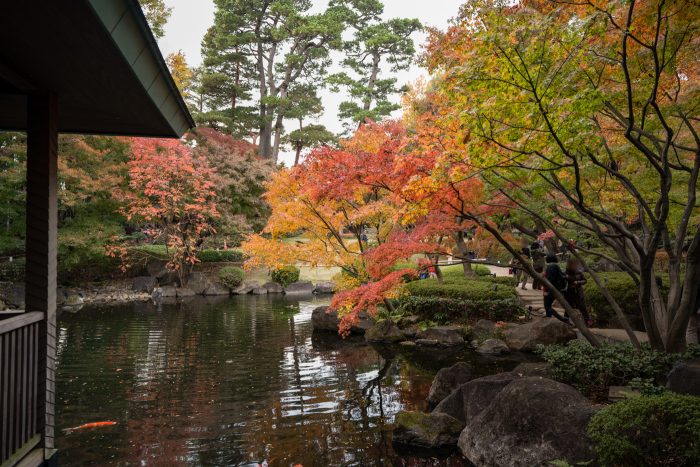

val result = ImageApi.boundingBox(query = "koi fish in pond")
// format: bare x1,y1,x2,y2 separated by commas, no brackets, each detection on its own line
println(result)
63,421,117,433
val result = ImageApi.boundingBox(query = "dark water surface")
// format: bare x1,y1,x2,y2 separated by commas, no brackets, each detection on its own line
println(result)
55,296,521,466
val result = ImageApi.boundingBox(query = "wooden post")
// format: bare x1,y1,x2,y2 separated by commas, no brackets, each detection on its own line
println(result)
25,93,58,455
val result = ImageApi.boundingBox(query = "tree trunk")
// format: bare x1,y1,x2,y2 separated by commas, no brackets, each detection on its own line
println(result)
293,144,302,166
453,230,475,277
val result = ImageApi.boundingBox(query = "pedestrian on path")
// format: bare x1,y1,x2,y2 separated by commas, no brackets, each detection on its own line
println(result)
565,257,592,327
685,286,700,344
543,254,571,324
531,243,546,290
511,244,531,290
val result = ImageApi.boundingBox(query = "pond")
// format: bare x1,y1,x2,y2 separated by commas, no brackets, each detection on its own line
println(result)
55,296,525,466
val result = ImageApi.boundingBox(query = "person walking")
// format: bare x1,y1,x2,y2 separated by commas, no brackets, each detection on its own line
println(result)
543,254,570,324
565,257,592,327
513,242,531,289
531,243,546,290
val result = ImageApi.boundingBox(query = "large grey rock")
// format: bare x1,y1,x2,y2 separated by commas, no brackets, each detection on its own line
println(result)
365,320,405,343
63,293,84,307
511,362,551,378
476,338,510,356
433,372,518,423
427,362,473,406
176,287,196,298
133,276,158,293
472,319,497,338
263,281,284,294
160,286,178,298
284,281,315,295
504,318,576,352
206,282,231,296
459,377,597,467
311,306,373,334
1,283,25,309
232,282,258,295
667,358,700,396
314,281,336,294
186,272,211,295
251,287,268,295
393,411,464,449
416,326,465,346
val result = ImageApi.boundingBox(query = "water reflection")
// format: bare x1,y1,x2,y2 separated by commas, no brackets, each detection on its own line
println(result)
56,296,519,466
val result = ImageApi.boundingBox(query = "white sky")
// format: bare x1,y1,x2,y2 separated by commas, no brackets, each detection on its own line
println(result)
158,0,459,165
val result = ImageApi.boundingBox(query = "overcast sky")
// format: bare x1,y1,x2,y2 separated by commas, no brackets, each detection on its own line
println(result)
158,0,459,165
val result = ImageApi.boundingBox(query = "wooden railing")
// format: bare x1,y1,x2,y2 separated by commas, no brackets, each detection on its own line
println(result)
0,312,44,466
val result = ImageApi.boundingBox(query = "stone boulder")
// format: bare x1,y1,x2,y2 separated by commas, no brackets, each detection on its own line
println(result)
476,338,510,356
263,282,284,294
511,362,551,378
133,276,158,294
205,282,231,296
156,270,180,287
427,362,473,406
1,283,25,309
472,319,496,338
365,320,405,343
314,281,336,294
667,358,700,396
251,287,268,295
232,282,258,295
393,411,464,449
504,318,576,352
284,281,315,295
63,293,84,307
311,306,373,334
176,287,196,298
186,272,211,295
416,326,465,346
458,377,597,467
159,286,178,298
433,372,519,423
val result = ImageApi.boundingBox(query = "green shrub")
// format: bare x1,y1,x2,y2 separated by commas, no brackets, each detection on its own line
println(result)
537,340,700,401
271,265,300,287
396,295,522,322
582,272,669,327
197,249,245,263
473,264,491,276
588,393,700,467
405,277,517,301
218,266,245,288
0,258,25,281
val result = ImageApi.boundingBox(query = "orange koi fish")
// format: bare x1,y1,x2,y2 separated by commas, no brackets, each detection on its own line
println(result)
63,421,117,433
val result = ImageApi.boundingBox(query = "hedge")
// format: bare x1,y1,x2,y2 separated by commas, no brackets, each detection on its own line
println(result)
582,272,669,327
0,258,25,282
397,295,522,322
218,266,245,289
588,393,700,467
271,265,300,287
399,272,521,322
130,245,245,263
537,340,700,401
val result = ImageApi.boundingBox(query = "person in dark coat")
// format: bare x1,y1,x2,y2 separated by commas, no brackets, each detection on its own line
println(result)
531,243,546,290
565,257,592,326
543,254,570,324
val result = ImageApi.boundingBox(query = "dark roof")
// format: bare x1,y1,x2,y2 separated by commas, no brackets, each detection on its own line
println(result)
0,0,194,137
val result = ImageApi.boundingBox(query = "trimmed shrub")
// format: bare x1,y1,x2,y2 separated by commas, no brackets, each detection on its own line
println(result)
271,265,300,287
218,266,245,289
582,271,669,327
588,393,700,467
473,264,491,276
405,277,517,301
0,258,25,282
198,249,245,263
396,295,522,322
537,340,700,401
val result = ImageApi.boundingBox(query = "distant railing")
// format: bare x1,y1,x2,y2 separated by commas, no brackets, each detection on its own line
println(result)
0,311,44,466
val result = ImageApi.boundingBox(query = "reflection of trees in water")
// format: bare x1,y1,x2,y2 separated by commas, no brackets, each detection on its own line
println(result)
56,297,472,466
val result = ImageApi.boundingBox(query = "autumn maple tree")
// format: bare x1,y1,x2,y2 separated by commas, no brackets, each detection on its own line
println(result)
420,0,700,350
109,138,219,282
